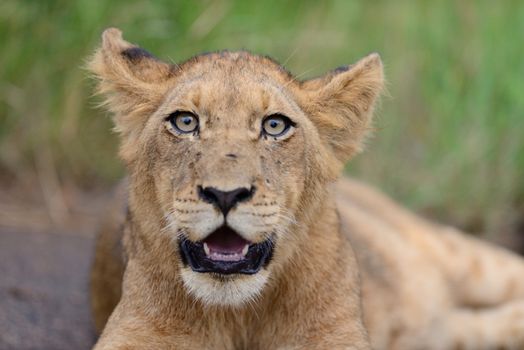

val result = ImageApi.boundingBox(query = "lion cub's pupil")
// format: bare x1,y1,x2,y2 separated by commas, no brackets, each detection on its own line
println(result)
263,115,290,137
171,112,198,134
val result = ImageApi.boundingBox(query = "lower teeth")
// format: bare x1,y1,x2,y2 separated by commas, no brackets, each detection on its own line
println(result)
202,243,250,259
210,252,243,262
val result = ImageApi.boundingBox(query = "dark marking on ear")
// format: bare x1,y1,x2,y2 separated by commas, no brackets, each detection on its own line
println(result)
121,47,155,62
334,65,350,73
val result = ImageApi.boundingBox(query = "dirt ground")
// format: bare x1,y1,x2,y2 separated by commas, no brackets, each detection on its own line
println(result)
0,228,96,350
0,185,109,350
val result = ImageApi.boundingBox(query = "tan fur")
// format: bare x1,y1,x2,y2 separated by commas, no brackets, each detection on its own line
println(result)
89,28,524,349
336,179,524,349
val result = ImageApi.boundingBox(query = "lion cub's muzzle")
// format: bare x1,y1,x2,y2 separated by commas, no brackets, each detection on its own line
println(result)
179,225,274,275
179,185,274,275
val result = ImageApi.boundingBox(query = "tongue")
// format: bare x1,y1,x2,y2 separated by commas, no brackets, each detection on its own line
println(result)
204,226,249,254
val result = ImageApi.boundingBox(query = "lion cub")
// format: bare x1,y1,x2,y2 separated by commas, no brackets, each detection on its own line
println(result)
89,29,524,349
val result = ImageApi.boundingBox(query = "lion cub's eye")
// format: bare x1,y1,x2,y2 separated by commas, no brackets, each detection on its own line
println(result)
167,111,199,134
262,114,293,137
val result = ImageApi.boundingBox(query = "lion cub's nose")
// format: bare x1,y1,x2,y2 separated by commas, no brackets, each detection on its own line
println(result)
198,186,255,216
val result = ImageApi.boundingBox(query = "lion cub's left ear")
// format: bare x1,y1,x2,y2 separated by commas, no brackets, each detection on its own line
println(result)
301,53,384,171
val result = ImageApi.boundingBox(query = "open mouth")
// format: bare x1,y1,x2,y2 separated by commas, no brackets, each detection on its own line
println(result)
179,226,274,275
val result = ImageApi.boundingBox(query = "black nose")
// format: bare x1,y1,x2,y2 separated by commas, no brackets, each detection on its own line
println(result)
198,186,255,216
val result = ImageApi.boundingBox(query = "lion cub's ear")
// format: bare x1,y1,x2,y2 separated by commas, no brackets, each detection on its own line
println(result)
88,28,175,156
301,53,384,171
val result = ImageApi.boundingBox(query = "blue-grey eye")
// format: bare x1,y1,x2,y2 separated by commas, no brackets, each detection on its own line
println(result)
262,114,293,137
168,112,199,133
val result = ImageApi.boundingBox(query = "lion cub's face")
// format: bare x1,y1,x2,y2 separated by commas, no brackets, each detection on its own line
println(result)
90,28,383,306
153,54,311,305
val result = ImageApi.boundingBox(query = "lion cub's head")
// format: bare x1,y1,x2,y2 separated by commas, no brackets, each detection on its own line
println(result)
90,28,383,306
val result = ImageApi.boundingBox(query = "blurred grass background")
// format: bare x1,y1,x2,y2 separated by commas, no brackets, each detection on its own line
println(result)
1,0,523,243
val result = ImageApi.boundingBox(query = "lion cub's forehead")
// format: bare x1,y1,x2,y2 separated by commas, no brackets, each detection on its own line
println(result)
179,51,294,82
166,51,301,120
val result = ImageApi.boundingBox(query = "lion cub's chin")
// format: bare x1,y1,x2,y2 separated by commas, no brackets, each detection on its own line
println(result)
181,268,269,306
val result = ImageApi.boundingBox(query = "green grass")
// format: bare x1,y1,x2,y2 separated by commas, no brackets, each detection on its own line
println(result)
1,0,523,236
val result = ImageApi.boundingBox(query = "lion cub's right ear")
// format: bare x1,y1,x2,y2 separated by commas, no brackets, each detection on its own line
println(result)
88,28,175,156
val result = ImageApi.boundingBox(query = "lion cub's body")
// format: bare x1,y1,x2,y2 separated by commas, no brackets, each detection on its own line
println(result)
93,178,524,349
89,29,524,349
338,179,524,349
93,180,368,350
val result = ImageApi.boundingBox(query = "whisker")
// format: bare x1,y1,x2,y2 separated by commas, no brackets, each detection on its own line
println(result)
282,46,300,67
282,66,317,89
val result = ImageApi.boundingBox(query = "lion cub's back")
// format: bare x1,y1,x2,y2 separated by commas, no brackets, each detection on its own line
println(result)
334,177,451,347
